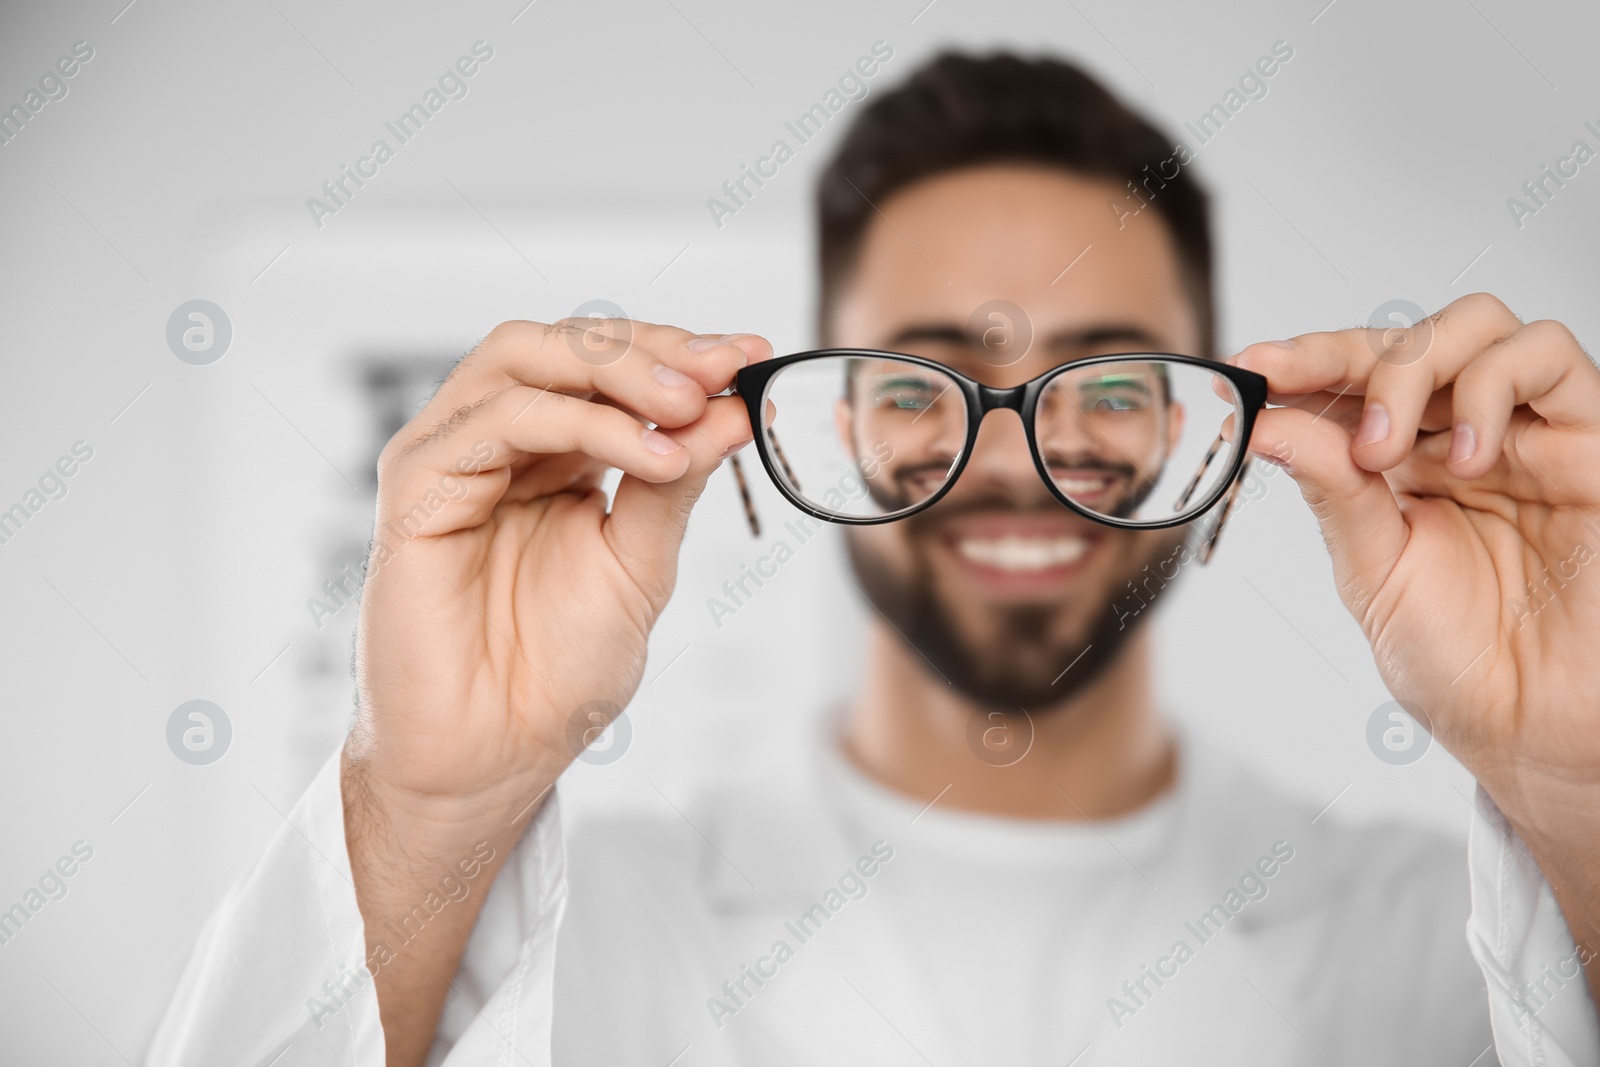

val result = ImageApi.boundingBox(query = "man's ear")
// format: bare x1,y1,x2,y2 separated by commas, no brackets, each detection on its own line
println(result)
834,396,856,458
1165,400,1187,459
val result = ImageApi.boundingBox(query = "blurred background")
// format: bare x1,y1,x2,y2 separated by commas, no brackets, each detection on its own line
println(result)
1,0,1596,1060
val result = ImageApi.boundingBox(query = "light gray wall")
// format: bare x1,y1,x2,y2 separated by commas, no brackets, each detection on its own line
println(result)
1,0,1596,1060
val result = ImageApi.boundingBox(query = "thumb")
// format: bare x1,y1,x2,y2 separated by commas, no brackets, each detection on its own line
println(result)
1243,405,1409,616
605,335,770,598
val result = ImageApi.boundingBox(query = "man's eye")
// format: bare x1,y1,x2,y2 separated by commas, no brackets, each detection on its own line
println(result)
872,379,937,409
1083,392,1147,412
878,393,930,410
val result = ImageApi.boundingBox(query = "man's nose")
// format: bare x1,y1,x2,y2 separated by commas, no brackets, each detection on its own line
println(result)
961,409,1045,490
1031,397,1104,460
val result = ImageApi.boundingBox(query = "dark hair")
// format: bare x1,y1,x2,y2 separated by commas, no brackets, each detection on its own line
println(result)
815,51,1215,357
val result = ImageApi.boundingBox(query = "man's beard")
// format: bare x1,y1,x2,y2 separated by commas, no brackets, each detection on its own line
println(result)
843,505,1190,713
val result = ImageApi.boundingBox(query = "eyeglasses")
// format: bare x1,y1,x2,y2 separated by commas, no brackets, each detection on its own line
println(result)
725,349,1268,563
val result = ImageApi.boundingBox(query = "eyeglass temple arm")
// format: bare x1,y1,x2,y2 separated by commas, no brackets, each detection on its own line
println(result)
769,431,801,491
727,427,803,539
1197,456,1252,565
729,453,762,538
723,381,766,539
1173,430,1226,512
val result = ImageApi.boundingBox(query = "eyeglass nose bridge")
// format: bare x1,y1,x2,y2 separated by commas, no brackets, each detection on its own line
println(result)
975,382,1027,415
964,380,1040,463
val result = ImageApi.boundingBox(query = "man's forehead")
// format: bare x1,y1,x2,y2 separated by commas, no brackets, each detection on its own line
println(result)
828,167,1197,353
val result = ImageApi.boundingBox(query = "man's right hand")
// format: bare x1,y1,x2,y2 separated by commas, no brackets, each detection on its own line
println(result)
339,318,771,1065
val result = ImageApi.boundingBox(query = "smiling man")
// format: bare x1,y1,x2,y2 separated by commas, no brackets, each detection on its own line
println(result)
149,52,1600,1067
827,160,1215,722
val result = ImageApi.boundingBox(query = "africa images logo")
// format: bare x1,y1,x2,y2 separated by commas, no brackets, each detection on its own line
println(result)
1105,840,1296,1029
304,41,495,229
705,841,895,1029
704,41,894,229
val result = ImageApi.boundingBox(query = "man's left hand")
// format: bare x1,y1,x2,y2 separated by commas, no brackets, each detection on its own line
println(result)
1231,292,1600,1001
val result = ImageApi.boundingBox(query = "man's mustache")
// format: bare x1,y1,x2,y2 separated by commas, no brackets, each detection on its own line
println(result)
869,454,1138,521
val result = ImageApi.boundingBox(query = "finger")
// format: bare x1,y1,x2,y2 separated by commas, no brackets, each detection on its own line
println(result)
627,332,775,435
1380,427,1514,502
1231,337,1359,398
1351,348,1478,473
1227,378,1419,435
710,332,777,367
1243,405,1409,616
531,321,775,392
1230,292,1523,399
605,394,755,592
500,451,608,504
1352,296,1527,471
379,385,695,537
1269,391,1364,435
1270,388,1457,436
564,322,773,393
1447,320,1600,480
1232,295,1524,475
426,320,767,436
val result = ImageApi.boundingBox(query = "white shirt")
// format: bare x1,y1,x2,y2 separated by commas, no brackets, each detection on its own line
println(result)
810,725,1185,1064
145,712,1600,1066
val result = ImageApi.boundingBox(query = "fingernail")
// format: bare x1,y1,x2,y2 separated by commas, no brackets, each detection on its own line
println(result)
652,363,695,388
1266,339,1296,348
643,427,682,454
1355,403,1390,446
1449,422,1477,465
686,338,723,352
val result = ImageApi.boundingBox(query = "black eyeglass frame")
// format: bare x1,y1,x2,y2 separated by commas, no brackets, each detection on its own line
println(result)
729,348,1268,535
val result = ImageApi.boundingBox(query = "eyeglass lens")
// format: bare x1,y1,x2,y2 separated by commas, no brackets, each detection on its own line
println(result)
754,354,1244,526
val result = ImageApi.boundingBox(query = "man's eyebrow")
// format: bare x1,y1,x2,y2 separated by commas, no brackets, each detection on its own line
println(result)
1042,324,1165,351
880,323,969,348
878,322,1166,352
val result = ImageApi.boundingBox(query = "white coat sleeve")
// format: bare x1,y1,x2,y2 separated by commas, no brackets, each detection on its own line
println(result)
143,745,569,1067
1466,781,1600,1067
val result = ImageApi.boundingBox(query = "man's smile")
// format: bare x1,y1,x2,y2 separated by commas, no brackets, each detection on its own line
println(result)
933,511,1106,598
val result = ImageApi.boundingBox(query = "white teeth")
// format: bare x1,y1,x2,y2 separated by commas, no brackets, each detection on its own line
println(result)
1057,476,1109,495
954,536,1088,572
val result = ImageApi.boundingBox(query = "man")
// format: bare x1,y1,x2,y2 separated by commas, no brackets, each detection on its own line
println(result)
148,52,1600,1066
